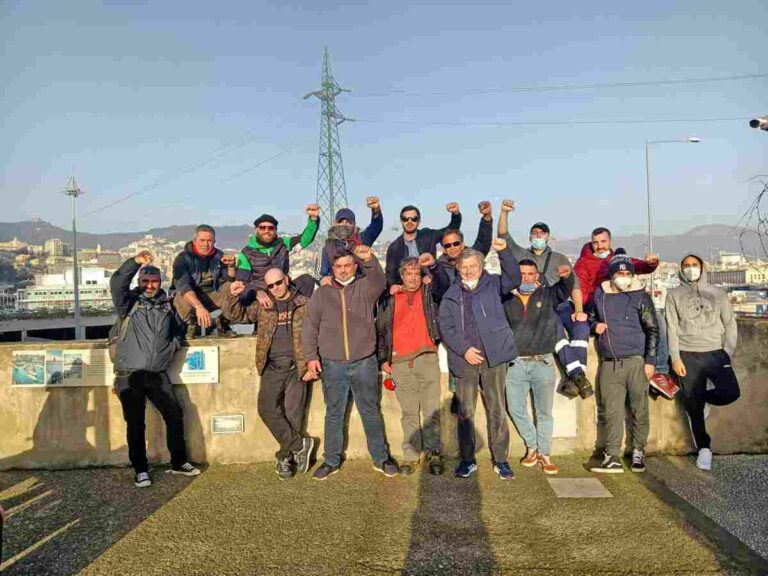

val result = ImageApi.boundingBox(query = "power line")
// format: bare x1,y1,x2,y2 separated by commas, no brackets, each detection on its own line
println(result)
356,72,768,97
354,116,750,127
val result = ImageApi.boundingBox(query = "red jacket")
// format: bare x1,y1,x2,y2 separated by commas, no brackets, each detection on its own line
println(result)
574,242,658,307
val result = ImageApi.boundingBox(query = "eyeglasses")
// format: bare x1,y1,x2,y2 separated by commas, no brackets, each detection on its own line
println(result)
257,225,276,231
443,241,462,249
401,216,420,223
266,278,286,289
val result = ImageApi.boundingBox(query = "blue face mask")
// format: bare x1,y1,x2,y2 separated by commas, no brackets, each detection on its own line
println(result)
594,250,610,260
518,282,537,294
530,237,547,251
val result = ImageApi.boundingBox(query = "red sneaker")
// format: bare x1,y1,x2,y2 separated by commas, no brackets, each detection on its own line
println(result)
650,373,680,399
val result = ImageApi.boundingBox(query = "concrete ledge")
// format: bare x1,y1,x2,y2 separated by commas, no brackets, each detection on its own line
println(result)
1,319,766,469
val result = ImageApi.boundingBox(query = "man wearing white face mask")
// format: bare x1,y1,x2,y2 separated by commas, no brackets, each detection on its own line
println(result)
665,254,739,471
588,252,659,474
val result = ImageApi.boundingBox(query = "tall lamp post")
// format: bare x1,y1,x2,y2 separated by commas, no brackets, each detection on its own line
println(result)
63,173,85,340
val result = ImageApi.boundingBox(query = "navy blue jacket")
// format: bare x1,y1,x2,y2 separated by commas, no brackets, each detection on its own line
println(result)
438,248,521,376
436,216,494,284
319,211,383,278
589,278,659,365
171,241,227,296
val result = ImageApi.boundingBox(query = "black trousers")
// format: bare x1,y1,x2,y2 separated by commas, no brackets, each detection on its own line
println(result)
115,370,188,473
258,358,307,460
679,350,740,450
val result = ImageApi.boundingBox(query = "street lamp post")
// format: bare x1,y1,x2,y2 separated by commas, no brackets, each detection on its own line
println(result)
644,137,700,302
63,173,85,340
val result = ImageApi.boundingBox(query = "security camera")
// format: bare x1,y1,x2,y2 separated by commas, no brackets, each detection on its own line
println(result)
749,116,768,131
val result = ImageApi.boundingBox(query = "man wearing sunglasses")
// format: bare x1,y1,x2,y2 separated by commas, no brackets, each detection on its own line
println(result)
385,202,462,287
437,200,494,283
236,204,320,307
226,269,316,480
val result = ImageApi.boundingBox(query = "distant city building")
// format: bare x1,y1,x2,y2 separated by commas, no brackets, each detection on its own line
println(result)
0,237,29,252
15,267,111,311
44,238,69,257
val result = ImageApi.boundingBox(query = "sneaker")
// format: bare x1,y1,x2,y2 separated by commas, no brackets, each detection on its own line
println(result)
216,317,238,338
590,454,624,474
169,462,201,477
538,454,559,475
520,449,539,468
275,457,294,480
573,373,595,399
494,461,515,480
559,377,580,399
373,458,399,477
649,373,680,399
455,460,478,478
427,452,444,476
293,437,315,475
696,448,713,471
134,471,152,488
399,461,418,476
630,449,646,473
312,462,339,481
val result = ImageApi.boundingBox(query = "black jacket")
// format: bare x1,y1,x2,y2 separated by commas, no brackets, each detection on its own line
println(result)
110,259,184,373
171,241,227,296
503,274,574,356
588,278,659,365
385,212,462,286
376,263,450,365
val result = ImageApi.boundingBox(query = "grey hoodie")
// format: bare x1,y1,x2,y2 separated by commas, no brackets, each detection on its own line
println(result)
665,254,737,363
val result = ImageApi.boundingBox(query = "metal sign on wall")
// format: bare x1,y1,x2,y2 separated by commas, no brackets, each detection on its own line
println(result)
10,346,219,388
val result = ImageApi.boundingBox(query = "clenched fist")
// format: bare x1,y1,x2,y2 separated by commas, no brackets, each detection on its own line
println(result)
478,200,492,219
229,281,246,298
305,204,321,220
501,199,515,213
366,196,380,211
492,237,507,252
645,253,659,264
446,202,460,215
557,265,572,278
134,250,153,265
418,253,435,268
354,244,373,262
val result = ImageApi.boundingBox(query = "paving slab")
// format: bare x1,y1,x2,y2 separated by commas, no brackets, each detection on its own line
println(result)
547,477,613,498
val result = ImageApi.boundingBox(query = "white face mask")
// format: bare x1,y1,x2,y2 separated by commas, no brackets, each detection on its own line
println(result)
595,250,610,260
612,276,633,291
682,266,701,282
336,276,355,286
463,278,479,290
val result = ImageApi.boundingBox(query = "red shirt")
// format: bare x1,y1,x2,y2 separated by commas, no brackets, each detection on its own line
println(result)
392,289,437,363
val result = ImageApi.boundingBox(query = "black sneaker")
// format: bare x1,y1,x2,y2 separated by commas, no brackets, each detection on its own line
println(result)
373,458,399,477
312,462,339,481
400,461,418,476
428,452,444,476
169,462,201,477
630,449,646,473
590,454,624,474
134,471,152,488
559,378,580,399
293,437,315,475
275,457,294,481
573,373,595,399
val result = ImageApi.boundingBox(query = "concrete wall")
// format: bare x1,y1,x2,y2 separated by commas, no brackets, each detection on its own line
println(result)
1,319,766,470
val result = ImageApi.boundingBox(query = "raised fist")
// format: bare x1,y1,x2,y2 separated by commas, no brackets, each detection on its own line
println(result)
221,253,237,267
501,199,515,213
492,237,507,252
354,244,373,262
366,196,380,211
134,250,153,265
229,281,246,298
645,253,659,264
478,200,492,219
446,202,460,215
418,253,435,268
305,204,321,220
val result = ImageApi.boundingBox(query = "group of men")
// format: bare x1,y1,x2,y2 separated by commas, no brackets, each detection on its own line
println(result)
110,197,740,487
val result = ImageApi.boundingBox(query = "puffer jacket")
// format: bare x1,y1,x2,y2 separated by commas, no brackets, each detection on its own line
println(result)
224,289,309,377
110,258,184,373
574,242,658,306
588,277,659,365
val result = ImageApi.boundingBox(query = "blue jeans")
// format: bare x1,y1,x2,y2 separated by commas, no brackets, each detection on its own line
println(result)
320,355,389,468
505,355,556,456
655,308,670,375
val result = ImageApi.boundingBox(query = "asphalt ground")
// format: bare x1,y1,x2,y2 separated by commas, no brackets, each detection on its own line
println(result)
2,455,766,576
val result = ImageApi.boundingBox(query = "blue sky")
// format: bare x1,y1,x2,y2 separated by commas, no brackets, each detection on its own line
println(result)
1,0,766,241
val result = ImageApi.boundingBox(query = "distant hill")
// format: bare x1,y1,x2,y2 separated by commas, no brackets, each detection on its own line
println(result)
1,220,765,262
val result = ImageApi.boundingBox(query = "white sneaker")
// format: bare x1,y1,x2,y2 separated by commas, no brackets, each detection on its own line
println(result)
696,448,713,471
134,471,152,488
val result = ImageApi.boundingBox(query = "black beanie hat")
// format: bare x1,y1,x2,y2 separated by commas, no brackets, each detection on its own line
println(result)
253,214,279,227
608,248,634,277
